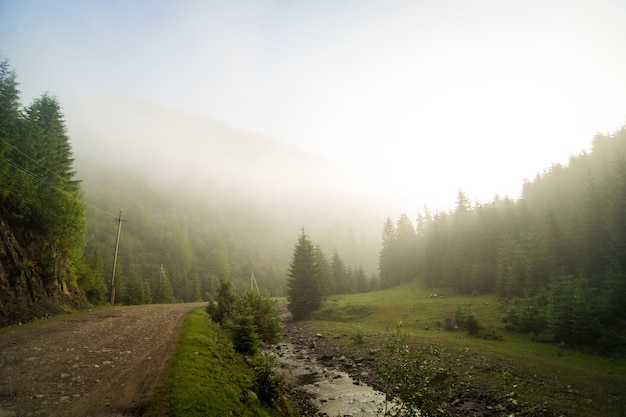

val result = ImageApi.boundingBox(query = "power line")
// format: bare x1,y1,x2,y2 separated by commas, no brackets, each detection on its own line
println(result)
0,151,118,218
0,137,69,187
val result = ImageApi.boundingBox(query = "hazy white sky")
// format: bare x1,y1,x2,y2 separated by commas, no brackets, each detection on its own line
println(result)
1,0,625,211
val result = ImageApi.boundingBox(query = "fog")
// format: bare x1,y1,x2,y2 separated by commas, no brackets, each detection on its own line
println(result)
68,92,390,216
67,92,388,272
3,0,626,218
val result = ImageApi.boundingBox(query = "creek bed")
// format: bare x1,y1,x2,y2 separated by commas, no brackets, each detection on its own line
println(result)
271,341,393,417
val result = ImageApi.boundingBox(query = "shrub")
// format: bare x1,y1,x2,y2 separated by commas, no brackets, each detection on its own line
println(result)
250,353,285,406
351,327,365,344
206,279,236,324
502,297,548,333
241,290,282,344
455,308,480,335
208,282,283,354
377,322,455,416
224,312,259,355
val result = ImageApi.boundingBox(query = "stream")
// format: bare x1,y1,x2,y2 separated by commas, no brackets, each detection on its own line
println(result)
270,340,394,417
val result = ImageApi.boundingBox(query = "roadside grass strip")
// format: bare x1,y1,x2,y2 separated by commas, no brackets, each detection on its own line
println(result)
147,308,285,417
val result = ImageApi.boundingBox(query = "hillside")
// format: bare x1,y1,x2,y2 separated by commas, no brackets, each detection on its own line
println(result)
70,94,384,303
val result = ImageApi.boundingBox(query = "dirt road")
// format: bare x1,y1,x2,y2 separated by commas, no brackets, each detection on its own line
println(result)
0,303,204,417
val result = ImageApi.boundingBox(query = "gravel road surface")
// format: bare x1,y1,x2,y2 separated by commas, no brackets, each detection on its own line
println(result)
0,303,204,417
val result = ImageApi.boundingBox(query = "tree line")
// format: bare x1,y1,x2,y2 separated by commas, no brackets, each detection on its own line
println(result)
287,228,376,320
1,59,373,309
0,59,85,288
377,126,626,352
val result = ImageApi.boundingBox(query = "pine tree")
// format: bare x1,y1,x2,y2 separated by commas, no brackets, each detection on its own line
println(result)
0,58,21,156
0,58,25,217
287,229,322,320
378,217,397,288
396,213,418,283
330,250,347,294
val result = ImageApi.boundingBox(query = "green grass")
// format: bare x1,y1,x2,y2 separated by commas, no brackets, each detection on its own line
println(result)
305,283,626,417
145,308,295,417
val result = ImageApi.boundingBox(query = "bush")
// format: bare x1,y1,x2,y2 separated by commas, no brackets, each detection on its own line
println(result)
250,353,285,406
378,322,455,416
502,297,548,333
224,312,259,355
206,279,236,325
351,327,365,344
207,282,283,354
241,291,282,344
455,308,480,335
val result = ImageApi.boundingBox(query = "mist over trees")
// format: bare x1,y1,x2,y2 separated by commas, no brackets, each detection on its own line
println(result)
378,126,626,352
2,55,626,354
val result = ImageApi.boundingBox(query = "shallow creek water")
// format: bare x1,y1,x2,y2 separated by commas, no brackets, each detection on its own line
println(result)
270,341,392,417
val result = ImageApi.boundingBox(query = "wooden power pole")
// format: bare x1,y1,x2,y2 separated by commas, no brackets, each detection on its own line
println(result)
110,211,126,305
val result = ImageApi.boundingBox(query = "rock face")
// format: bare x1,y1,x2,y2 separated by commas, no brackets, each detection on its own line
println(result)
0,219,85,326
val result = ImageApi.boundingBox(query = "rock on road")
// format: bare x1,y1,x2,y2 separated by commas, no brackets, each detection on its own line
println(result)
0,303,205,417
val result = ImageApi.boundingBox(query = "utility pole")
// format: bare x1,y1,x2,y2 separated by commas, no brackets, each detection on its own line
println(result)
110,211,126,305
250,271,260,293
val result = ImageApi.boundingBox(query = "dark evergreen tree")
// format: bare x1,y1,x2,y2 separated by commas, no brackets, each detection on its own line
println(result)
396,213,419,284
152,266,176,304
314,243,331,297
0,59,20,173
330,250,348,294
378,217,397,288
287,229,322,320
354,265,368,293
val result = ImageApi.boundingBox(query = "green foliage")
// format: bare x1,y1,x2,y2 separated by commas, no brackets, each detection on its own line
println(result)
287,229,322,320
548,276,601,347
376,126,626,351
378,214,421,289
377,322,455,416
454,307,480,335
208,281,283,354
502,296,548,334
207,278,237,324
146,309,294,417
250,353,285,406
225,311,260,355
350,326,365,344
0,59,85,286
307,286,626,416
152,267,176,304
240,290,282,344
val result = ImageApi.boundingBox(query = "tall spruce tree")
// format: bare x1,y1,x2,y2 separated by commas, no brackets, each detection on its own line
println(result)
0,58,24,217
378,217,397,288
21,93,85,281
0,60,85,284
287,229,322,320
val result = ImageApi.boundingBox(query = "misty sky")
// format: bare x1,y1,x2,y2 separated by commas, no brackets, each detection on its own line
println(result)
1,0,626,211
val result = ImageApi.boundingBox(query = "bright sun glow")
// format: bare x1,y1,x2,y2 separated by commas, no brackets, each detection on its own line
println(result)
1,0,625,213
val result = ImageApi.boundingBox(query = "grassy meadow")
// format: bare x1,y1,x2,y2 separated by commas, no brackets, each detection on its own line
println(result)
147,284,624,416
300,283,626,416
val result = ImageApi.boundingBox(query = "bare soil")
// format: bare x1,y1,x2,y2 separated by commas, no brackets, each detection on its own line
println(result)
0,303,204,417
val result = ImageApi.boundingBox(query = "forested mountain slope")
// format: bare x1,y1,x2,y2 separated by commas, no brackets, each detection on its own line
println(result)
71,94,383,304
0,58,380,322
378,125,626,352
